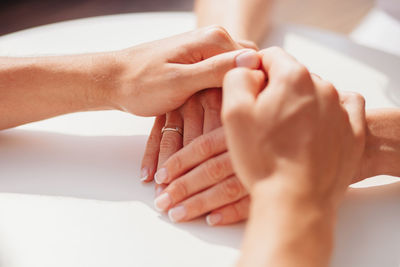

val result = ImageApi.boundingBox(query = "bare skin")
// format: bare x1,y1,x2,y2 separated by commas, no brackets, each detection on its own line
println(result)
153,107,400,225
223,47,366,267
142,0,272,217
0,26,255,129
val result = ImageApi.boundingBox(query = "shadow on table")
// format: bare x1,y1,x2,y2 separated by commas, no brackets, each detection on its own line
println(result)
0,129,399,264
0,129,149,201
0,128,245,249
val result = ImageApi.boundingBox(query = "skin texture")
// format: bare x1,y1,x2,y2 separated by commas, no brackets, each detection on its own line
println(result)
222,47,366,267
0,26,254,130
154,107,400,225
143,0,269,220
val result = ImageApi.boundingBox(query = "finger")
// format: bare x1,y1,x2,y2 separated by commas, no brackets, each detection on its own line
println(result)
155,127,226,184
167,176,248,223
200,88,222,133
140,115,166,182
222,68,265,126
154,152,233,211
184,26,240,59
206,196,250,226
257,47,312,106
259,47,306,89
180,94,204,147
155,183,167,198
237,39,259,50
183,49,261,91
155,110,183,184
339,91,366,138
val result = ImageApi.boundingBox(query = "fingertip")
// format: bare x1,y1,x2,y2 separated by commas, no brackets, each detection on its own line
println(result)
140,166,153,183
235,50,261,69
206,213,223,226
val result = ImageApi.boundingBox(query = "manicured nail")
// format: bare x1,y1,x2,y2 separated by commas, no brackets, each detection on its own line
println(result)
168,205,186,222
140,167,149,182
236,50,260,69
155,186,164,197
206,213,222,226
154,168,168,184
154,192,171,211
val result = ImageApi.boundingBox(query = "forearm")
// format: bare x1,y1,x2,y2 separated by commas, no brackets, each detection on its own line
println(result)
0,53,118,130
195,0,273,44
238,180,336,267
363,108,400,178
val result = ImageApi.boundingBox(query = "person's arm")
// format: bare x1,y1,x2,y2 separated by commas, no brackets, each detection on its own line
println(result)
222,47,366,267
0,54,114,130
195,0,274,45
238,181,335,267
361,109,400,178
0,27,256,130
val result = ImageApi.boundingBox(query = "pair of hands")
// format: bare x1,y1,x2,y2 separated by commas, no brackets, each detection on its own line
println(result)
142,46,367,226
111,26,258,117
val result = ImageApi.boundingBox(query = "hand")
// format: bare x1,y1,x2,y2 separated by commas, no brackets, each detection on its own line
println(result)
110,26,257,117
148,127,249,225
139,48,260,184
223,47,366,207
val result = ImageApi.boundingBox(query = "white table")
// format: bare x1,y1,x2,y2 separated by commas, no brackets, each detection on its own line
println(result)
0,12,399,267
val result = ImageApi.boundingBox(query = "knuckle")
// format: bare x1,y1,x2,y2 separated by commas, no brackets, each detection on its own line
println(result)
222,104,248,124
221,178,245,200
204,157,228,182
195,135,214,157
201,89,222,111
289,64,311,84
169,154,183,173
322,82,339,103
347,92,366,105
159,136,180,152
169,180,189,201
203,25,231,42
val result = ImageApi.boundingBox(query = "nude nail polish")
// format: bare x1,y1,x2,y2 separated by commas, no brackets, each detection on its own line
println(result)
168,205,186,222
140,167,149,182
154,192,171,211
206,213,222,226
236,50,260,69
154,168,168,184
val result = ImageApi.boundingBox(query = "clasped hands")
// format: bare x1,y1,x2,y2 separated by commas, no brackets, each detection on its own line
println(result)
141,40,369,225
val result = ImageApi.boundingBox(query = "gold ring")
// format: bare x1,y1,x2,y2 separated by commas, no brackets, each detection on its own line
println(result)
162,126,183,136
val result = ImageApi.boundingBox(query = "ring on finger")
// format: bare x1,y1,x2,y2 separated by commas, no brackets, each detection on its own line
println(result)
162,126,183,136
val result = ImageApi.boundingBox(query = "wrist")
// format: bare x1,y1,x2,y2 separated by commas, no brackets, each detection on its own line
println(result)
362,109,400,178
86,51,124,111
251,178,337,220
240,178,336,267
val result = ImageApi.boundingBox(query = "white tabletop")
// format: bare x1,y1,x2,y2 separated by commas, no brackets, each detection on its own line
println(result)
0,12,399,267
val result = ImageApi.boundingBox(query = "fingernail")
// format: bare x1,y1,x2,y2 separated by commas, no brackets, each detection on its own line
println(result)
168,205,186,222
140,167,149,182
154,192,171,211
155,185,165,197
206,213,222,226
236,50,260,69
154,168,168,184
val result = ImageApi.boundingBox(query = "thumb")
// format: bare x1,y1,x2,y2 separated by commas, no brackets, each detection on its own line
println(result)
222,68,265,125
184,49,261,92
